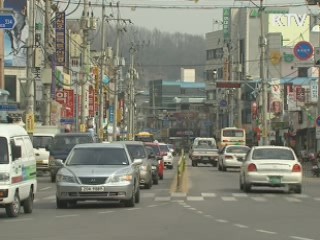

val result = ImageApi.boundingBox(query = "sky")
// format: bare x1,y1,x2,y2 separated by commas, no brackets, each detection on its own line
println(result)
60,0,316,36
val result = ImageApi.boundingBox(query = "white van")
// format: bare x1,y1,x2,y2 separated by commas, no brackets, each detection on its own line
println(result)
0,124,37,217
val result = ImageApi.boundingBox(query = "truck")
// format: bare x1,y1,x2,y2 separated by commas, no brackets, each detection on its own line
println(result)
189,137,219,167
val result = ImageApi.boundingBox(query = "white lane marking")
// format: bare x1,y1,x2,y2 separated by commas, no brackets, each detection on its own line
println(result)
171,192,187,197
39,187,52,191
314,197,320,201
98,210,115,214
221,196,237,201
172,200,185,203
141,193,155,198
201,193,216,197
42,195,56,200
154,196,171,202
55,214,79,218
251,197,267,202
234,224,249,228
183,205,191,208
197,211,203,214
290,236,315,240
147,205,158,208
4,218,33,223
232,193,248,197
256,229,277,234
285,197,301,202
291,194,309,198
187,196,204,201
189,208,197,211
125,208,141,211
216,219,228,223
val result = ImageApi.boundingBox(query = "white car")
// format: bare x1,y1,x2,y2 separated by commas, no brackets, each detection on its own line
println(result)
218,145,250,171
33,133,55,171
159,143,174,169
239,146,302,194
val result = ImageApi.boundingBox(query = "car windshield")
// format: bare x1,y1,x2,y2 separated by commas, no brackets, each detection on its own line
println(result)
126,145,146,159
252,148,295,160
66,148,129,165
33,136,53,148
147,145,160,155
0,137,9,164
51,136,93,150
159,145,169,152
194,144,217,149
226,146,250,154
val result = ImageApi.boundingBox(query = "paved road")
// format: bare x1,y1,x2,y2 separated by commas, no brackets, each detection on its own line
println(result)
1,157,320,240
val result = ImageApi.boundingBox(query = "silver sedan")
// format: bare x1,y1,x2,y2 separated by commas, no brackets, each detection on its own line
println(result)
55,143,142,208
239,146,302,194
218,145,250,171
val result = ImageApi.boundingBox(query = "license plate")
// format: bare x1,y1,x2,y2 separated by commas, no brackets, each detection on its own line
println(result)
81,186,105,192
269,176,281,184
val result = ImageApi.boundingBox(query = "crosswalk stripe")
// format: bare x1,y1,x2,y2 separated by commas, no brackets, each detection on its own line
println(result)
171,192,187,197
285,197,301,202
155,196,171,202
221,196,237,201
232,193,248,197
201,193,216,197
251,197,267,202
187,196,204,201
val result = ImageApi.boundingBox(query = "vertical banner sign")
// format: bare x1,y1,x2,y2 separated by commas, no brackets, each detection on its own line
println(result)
269,79,282,115
295,86,305,102
88,86,96,117
310,80,318,102
55,12,66,66
223,8,231,41
56,89,75,118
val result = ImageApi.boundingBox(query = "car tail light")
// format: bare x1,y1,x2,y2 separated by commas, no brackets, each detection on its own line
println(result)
292,164,302,172
247,163,257,172
225,155,233,159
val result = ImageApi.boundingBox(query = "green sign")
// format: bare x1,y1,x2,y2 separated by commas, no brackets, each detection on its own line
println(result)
250,8,289,18
223,8,231,40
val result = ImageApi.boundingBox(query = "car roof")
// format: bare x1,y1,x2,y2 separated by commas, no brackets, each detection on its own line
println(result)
0,124,28,138
116,141,144,145
73,143,126,149
226,145,250,148
54,132,93,137
252,145,292,150
33,133,56,137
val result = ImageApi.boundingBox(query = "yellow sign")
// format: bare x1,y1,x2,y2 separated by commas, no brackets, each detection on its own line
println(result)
26,113,35,133
80,124,86,132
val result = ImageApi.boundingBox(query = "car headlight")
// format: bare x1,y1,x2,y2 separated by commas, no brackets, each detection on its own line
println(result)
106,174,133,185
56,174,76,183
0,173,10,183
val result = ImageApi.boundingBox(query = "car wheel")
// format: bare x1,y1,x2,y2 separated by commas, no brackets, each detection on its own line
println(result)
294,185,302,194
153,176,159,185
218,164,222,171
56,196,68,209
145,179,152,189
5,192,21,217
243,182,251,193
222,164,227,171
135,187,140,203
23,188,34,214
239,177,244,191
124,189,135,207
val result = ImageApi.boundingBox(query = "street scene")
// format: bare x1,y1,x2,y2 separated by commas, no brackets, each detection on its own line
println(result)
1,0,320,240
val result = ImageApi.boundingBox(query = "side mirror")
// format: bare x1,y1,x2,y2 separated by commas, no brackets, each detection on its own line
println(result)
55,159,64,167
12,145,22,160
133,159,143,166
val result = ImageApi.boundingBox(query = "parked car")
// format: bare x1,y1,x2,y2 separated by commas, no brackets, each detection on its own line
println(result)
47,132,97,182
32,133,55,172
55,143,142,208
218,145,250,171
145,145,159,185
144,142,164,180
159,143,174,169
239,146,302,193
117,141,153,189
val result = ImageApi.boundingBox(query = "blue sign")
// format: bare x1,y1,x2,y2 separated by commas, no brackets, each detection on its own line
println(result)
60,118,75,124
0,14,16,30
0,104,17,111
109,106,114,123
220,99,228,108
316,115,320,127
293,41,314,61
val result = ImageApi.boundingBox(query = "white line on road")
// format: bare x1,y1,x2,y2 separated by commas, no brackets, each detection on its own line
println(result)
234,224,249,228
251,197,267,202
98,211,115,214
55,214,79,218
187,196,204,201
147,205,158,208
141,193,155,198
313,197,320,201
291,194,309,198
256,229,277,234
221,196,237,201
154,196,171,202
290,236,315,240
125,208,141,211
216,219,229,223
39,187,52,191
201,193,216,197
197,211,203,214
4,218,33,223
285,197,302,203
232,193,248,197
171,192,187,197
172,200,185,203
189,208,197,211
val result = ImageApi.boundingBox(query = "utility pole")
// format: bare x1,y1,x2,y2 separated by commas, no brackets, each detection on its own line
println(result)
26,0,35,116
112,2,121,141
42,0,52,125
80,0,90,129
259,0,268,145
99,0,106,140
128,44,135,139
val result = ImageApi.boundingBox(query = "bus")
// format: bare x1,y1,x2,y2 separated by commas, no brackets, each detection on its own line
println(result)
134,131,154,142
219,127,246,149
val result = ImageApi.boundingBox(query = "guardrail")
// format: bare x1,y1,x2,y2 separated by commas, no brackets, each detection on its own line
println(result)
176,149,186,191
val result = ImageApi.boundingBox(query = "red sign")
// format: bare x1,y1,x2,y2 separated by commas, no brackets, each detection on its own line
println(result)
295,86,305,102
88,86,96,117
55,89,74,118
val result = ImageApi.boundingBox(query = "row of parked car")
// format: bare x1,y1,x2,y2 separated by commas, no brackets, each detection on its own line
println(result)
33,132,175,209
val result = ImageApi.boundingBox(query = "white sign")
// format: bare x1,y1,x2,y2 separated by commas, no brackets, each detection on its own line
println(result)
310,80,318,102
272,14,308,27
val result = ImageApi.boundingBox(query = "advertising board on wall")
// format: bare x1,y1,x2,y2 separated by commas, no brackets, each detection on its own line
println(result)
55,89,74,119
55,12,66,66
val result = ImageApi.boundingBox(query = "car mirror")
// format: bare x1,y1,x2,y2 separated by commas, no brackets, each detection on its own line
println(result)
133,159,143,166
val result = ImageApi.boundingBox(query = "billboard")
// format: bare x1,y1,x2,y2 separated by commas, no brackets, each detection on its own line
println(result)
55,89,74,119
3,0,28,67
55,12,66,66
268,13,310,47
